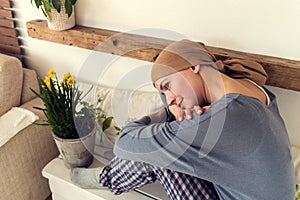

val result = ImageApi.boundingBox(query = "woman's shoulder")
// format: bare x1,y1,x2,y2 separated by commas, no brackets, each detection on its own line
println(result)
228,79,269,105
212,88,277,114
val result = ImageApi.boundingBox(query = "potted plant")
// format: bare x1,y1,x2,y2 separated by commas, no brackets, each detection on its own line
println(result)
31,0,77,31
83,94,121,137
82,94,121,161
31,69,97,168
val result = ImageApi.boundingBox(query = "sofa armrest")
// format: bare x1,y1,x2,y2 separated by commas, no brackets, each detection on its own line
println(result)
0,97,59,200
21,68,40,104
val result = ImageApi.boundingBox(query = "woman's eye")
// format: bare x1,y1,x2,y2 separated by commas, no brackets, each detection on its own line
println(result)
163,82,170,90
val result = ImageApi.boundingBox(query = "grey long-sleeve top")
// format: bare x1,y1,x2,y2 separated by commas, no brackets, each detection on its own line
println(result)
114,89,296,200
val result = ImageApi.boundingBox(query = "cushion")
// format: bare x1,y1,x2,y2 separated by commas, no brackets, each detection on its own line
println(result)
95,85,162,127
292,146,300,185
0,107,39,147
21,68,39,104
78,82,163,143
0,54,23,116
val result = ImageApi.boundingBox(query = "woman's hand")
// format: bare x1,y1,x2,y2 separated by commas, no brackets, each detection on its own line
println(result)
169,105,211,121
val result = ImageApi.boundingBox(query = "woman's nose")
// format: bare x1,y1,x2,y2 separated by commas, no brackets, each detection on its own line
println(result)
165,91,177,106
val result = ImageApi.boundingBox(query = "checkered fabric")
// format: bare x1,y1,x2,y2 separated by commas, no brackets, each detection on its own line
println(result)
99,157,219,200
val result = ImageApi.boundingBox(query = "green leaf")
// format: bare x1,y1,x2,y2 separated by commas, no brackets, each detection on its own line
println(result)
52,0,61,13
33,122,50,126
44,1,52,13
65,0,73,17
34,0,42,8
70,0,77,5
41,9,48,18
30,87,42,99
32,106,46,111
114,126,121,131
114,126,121,135
102,117,113,132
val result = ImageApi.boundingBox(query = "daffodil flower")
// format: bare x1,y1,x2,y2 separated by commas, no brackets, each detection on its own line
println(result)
31,69,114,140
67,76,74,85
48,68,56,78
64,72,72,81
44,76,51,87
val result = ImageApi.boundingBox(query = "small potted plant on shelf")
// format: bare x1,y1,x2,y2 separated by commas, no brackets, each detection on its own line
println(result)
31,69,97,168
31,0,77,31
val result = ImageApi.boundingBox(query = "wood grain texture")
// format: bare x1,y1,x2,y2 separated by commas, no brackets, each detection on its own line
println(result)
26,20,300,91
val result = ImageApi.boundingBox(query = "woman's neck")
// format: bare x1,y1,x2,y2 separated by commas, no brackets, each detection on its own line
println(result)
200,67,268,105
199,67,227,104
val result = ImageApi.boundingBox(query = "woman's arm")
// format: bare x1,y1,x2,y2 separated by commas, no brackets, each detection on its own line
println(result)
113,109,212,172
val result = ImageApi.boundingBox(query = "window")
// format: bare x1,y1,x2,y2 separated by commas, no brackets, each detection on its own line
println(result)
0,0,22,61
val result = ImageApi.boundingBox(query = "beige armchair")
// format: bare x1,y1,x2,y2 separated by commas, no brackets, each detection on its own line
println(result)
0,53,59,200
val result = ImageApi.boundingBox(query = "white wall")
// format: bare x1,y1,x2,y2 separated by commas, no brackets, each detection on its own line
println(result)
14,0,300,147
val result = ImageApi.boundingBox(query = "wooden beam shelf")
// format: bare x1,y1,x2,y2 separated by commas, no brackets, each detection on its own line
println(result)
26,20,300,91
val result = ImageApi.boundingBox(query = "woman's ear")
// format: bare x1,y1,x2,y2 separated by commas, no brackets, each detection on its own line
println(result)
191,64,200,73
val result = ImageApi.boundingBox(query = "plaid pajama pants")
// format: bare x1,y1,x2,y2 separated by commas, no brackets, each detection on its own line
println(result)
99,156,219,200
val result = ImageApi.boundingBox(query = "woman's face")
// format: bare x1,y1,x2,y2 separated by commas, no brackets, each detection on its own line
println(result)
154,67,205,112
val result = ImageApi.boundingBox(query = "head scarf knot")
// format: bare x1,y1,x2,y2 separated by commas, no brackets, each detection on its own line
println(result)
215,59,268,86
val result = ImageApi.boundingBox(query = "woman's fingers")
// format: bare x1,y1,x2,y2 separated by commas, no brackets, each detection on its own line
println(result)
193,105,203,115
177,109,184,121
202,105,211,110
185,109,192,120
169,105,211,121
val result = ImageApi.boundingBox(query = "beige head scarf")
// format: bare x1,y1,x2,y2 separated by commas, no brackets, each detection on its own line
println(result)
151,39,268,86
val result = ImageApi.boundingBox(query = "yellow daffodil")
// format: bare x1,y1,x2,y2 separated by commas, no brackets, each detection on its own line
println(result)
31,68,119,140
44,76,51,87
48,68,56,78
67,76,74,85
64,72,72,81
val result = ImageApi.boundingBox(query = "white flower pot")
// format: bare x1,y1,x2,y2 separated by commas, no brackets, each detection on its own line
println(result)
47,2,75,31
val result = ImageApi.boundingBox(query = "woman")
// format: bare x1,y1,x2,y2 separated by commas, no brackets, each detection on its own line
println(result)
113,39,296,199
